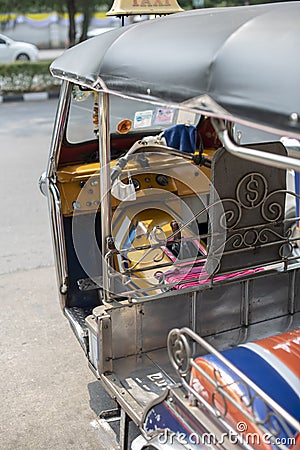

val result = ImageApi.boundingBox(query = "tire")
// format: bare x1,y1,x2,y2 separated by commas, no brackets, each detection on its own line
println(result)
16,53,30,61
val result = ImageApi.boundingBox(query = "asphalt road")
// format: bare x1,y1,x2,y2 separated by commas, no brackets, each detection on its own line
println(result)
0,99,114,449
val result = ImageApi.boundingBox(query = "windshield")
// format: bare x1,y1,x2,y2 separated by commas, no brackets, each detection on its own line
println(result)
66,87,200,144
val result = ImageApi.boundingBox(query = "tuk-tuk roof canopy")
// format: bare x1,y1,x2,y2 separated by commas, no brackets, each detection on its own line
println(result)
51,2,300,138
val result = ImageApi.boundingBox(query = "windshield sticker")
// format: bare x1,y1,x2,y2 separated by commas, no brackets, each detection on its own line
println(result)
154,107,175,125
134,110,153,128
177,110,196,126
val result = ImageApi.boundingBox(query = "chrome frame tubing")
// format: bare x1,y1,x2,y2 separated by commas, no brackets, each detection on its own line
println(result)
48,181,68,305
168,327,300,437
46,81,71,308
98,92,112,302
46,80,71,180
212,118,300,171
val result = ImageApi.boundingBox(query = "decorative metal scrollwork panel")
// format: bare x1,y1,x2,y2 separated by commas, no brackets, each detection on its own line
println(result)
210,143,290,273
236,172,268,210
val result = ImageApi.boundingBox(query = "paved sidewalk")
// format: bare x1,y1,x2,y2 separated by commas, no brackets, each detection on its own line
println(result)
39,48,66,61
0,91,60,103
0,266,110,450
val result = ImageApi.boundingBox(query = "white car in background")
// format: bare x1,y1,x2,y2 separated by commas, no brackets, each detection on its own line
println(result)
0,33,39,62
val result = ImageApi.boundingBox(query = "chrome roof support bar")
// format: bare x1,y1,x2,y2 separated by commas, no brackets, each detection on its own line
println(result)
212,118,300,171
99,92,112,302
45,81,71,306
46,81,71,180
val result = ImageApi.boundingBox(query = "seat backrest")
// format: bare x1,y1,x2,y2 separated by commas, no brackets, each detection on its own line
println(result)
208,142,288,274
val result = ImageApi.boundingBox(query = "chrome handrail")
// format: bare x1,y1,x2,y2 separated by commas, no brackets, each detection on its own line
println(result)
213,118,300,172
167,327,300,449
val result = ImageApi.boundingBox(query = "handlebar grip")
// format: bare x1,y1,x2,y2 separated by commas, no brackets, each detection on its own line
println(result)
111,157,128,182
111,167,120,183
202,157,212,168
193,154,212,168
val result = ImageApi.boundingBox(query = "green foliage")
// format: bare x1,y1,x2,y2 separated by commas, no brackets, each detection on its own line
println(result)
0,61,61,94
0,0,55,14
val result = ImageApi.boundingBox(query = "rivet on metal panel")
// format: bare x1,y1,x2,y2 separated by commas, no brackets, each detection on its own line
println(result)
289,112,299,123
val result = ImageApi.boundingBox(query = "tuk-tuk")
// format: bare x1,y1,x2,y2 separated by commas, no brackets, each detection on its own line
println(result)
40,2,300,449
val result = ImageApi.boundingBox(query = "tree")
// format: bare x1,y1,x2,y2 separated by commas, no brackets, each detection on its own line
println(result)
78,0,96,42
65,0,98,46
66,0,77,47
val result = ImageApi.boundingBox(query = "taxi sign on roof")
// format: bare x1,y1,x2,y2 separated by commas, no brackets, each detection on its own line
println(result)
106,0,183,16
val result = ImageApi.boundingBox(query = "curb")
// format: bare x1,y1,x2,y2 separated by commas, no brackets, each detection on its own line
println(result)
0,91,59,103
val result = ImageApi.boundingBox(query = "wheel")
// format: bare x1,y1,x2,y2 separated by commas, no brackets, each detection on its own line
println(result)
16,53,30,61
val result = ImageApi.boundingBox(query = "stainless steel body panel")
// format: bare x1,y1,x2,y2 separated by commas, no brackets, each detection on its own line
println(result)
92,311,300,432
89,265,300,371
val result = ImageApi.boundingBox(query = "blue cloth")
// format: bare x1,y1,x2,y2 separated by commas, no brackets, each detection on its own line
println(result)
163,124,196,153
